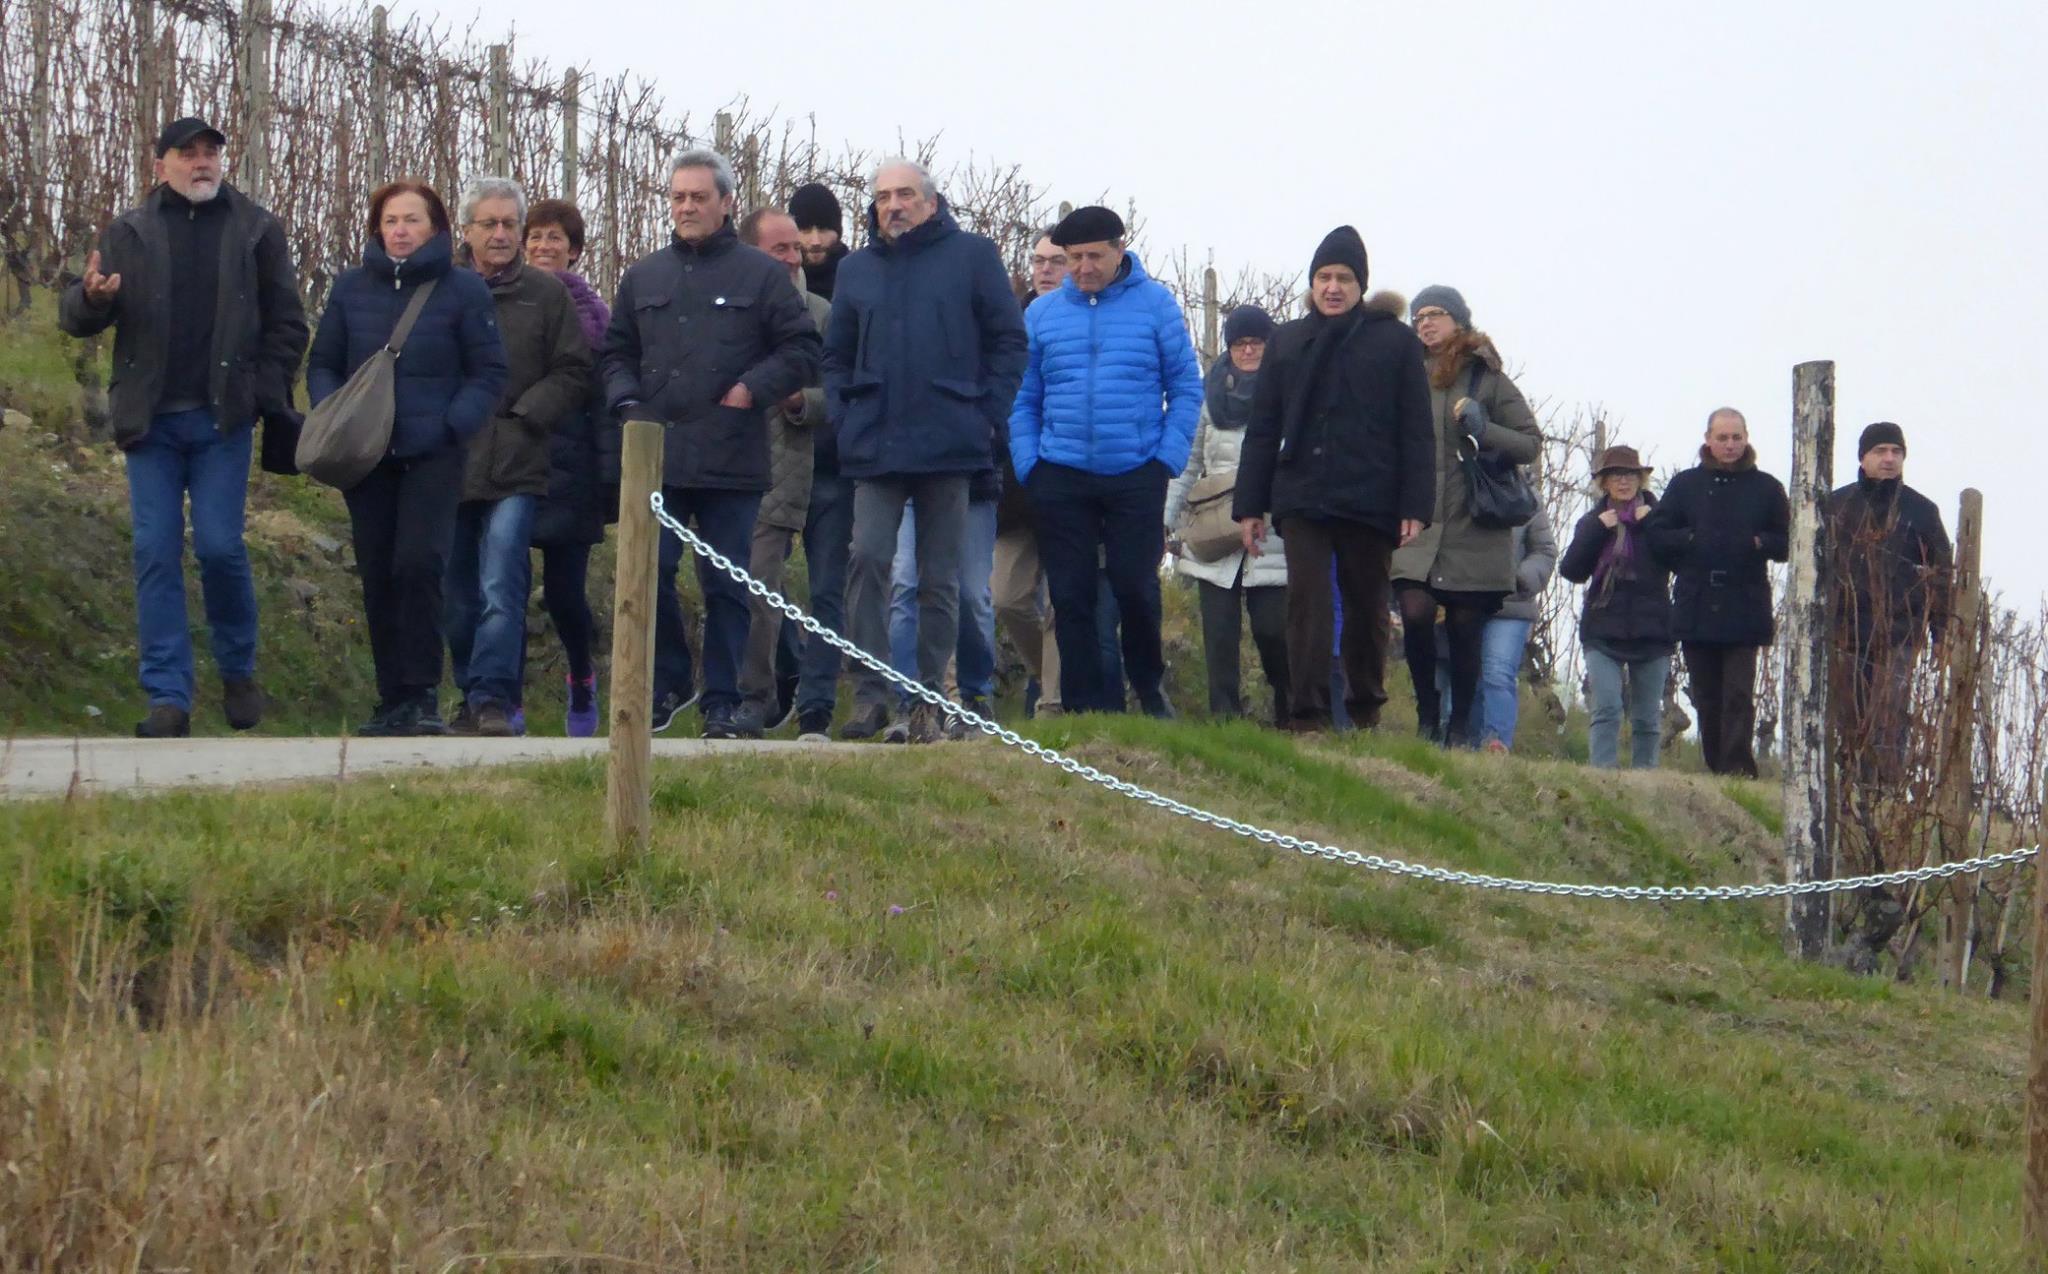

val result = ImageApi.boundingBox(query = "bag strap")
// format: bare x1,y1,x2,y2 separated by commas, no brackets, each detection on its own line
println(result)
1466,357,1484,400
384,278,440,356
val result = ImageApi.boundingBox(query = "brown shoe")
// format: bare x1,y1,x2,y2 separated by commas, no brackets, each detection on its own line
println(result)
907,701,943,745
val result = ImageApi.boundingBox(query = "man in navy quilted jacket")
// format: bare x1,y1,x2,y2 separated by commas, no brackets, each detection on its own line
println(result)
1009,205,1203,715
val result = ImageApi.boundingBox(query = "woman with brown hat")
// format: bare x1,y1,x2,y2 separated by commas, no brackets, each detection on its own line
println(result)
1558,445,1675,769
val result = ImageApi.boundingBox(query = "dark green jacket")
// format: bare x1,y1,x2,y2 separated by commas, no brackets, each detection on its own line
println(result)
463,260,592,503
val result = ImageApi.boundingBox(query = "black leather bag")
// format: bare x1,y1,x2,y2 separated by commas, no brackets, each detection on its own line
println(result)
1457,363,1537,530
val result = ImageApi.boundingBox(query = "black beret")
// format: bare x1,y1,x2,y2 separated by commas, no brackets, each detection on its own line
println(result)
1050,205,1126,247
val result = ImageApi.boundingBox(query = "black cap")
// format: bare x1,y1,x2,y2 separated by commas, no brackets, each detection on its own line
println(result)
1309,226,1368,290
156,117,226,157
1858,421,1906,458
789,182,843,235
1050,205,1126,247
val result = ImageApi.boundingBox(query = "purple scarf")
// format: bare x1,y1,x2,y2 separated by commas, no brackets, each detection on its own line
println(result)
1589,496,1649,598
553,269,611,350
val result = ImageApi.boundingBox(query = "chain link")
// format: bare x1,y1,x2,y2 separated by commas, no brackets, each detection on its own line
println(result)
651,494,2040,902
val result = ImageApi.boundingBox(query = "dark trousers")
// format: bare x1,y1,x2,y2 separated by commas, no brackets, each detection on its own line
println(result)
343,449,464,708
796,472,856,717
1028,460,1167,713
1398,587,1492,745
1280,516,1394,729
654,486,762,715
1197,580,1290,720
540,543,596,682
1684,641,1760,777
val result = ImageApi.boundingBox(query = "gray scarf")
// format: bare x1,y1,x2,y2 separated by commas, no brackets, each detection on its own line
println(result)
1204,356,1259,432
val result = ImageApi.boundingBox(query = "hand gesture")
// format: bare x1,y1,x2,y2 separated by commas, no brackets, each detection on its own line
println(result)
1238,516,1267,557
720,382,754,410
82,251,122,306
1598,509,1621,530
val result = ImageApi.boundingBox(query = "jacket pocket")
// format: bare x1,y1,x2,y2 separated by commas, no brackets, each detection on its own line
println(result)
930,378,988,402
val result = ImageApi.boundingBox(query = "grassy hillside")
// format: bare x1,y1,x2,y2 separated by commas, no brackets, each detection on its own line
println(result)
1,715,2029,1270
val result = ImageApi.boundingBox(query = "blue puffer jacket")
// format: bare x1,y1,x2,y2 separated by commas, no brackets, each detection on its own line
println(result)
822,199,1027,479
1008,253,1202,483
306,232,507,459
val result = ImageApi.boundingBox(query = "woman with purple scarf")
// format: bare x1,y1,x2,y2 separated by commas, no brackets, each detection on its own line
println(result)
521,199,611,735
1558,446,1674,768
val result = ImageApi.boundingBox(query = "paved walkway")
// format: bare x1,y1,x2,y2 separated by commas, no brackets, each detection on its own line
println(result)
0,735,839,800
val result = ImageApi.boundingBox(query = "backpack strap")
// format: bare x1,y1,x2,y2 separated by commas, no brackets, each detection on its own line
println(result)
384,278,440,356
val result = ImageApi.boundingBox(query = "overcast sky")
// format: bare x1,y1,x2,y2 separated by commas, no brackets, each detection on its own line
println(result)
454,0,2046,606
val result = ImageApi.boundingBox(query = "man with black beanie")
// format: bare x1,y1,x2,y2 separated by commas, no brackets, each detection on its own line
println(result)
59,117,307,739
790,181,850,300
1232,225,1435,731
1826,421,1952,779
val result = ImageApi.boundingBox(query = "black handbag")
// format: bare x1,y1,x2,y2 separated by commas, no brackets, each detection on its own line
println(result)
1457,363,1537,530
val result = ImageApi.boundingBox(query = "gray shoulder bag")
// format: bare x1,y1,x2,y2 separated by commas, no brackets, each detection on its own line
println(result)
297,279,438,490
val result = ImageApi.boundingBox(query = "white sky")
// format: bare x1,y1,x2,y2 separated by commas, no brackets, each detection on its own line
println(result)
457,0,2047,606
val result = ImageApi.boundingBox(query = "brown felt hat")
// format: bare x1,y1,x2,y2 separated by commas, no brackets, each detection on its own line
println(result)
1593,445,1652,477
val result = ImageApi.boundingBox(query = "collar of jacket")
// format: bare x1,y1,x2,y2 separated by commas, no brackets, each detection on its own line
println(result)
1699,443,1757,472
137,180,249,223
1056,250,1148,305
481,258,526,293
365,230,455,287
669,220,739,258
157,184,232,220
861,196,960,256
1856,473,1901,503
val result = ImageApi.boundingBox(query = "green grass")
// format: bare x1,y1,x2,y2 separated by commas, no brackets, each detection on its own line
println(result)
1,718,2031,1270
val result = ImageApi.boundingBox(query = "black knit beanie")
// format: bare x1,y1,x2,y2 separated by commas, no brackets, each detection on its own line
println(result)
1309,226,1368,288
1858,421,1906,458
789,183,843,235
1222,305,1275,346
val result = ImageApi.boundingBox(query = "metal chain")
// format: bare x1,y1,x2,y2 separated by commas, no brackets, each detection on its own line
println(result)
650,494,2039,902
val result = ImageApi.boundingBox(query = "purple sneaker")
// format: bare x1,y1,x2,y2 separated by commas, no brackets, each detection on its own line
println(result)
566,673,599,738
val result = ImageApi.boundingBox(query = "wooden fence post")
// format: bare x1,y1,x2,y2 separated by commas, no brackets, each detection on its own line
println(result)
1201,264,1219,366
1782,360,1836,961
1938,489,1986,989
715,111,733,157
488,43,510,175
368,5,388,183
605,420,664,854
560,68,579,202
132,0,157,201
743,135,761,209
239,0,272,204
2024,793,2048,1257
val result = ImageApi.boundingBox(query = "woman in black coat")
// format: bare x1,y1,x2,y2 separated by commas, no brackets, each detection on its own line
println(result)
1558,446,1674,770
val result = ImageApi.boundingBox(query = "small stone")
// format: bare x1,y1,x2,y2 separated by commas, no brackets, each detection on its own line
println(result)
1,408,28,431
287,577,320,607
308,533,343,558
84,705,104,718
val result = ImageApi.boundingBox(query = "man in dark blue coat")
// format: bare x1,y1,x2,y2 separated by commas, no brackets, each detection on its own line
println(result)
1646,407,1789,777
822,159,1027,743
601,149,821,739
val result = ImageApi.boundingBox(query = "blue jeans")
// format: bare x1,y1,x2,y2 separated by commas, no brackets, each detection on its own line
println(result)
1479,618,1533,747
797,472,856,717
445,495,537,708
1585,646,1670,769
655,487,762,715
124,407,257,710
889,499,998,699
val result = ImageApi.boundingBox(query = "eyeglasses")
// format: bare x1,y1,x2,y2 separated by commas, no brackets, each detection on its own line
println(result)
1030,255,1067,269
469,218,520,233
1229,338,1264,351
1412,308,1450,323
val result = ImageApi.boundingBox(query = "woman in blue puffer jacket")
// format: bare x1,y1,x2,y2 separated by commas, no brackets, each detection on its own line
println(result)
306,180,507,737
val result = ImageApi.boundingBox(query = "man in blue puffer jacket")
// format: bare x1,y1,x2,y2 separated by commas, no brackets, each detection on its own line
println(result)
1009,205,1202,715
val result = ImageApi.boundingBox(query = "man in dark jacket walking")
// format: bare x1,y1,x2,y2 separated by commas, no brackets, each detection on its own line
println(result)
59,117,308,739
1647,407,1790,777
601,149,822,738
446,177,592,737
1826,421,1952,777
823,159,1027,742
1233,227,1434,731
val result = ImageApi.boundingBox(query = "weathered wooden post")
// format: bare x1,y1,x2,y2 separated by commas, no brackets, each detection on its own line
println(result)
2024,781,2048,1257
239,0,272,204
367,5,388,183
1782,360,1836,961
559,68,579,203
715,111,734,158
1937,489,1986,989
132,0,157,200
488,43,510,175
743,135,761,209
605,420,664,853
1201,264,1219,366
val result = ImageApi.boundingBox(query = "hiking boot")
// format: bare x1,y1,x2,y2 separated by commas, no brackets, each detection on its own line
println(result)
882,713,912,744
796,708,834,743
355,702,402,737
702,706,745,740
652,689,691,734
222,677,264,731
135,704,190,739
566,673,599,738
839,702,890,741
447,702,481,736
907,701,943,745
726,703,767,739
475,701,516,738
947,696,993,740
410,697,451,737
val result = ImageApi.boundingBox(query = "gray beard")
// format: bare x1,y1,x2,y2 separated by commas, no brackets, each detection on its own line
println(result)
176,180,221,203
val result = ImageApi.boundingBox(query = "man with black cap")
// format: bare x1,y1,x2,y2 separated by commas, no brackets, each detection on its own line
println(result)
1010,204,1203,716
823,158,1027,743
59,117,307,739
1826,421,1952,776
789,182,850,301
1231,226,1435,732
